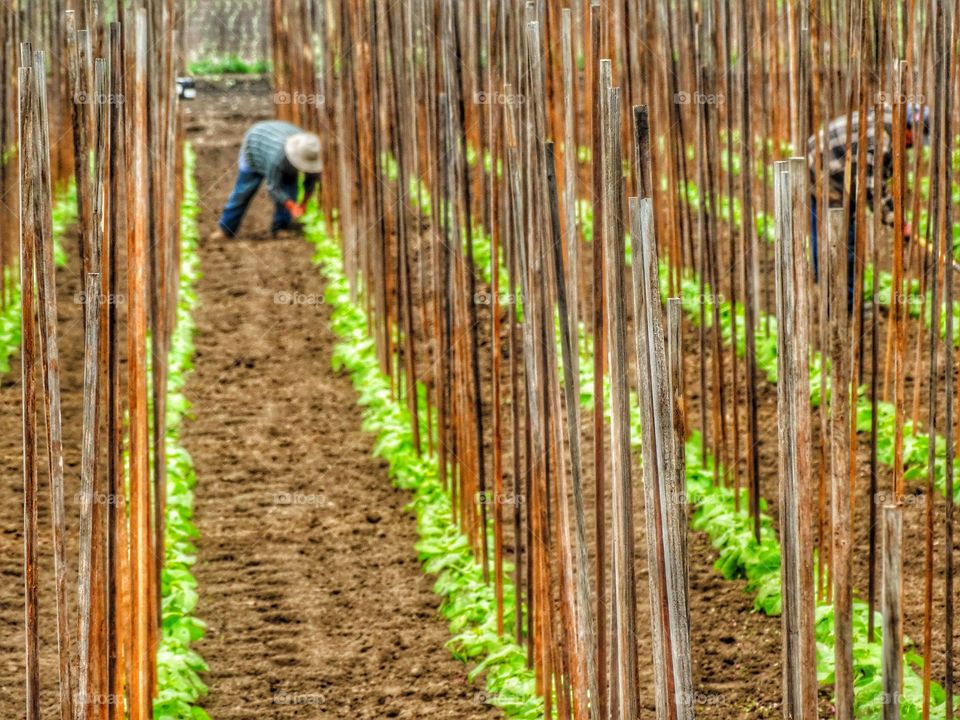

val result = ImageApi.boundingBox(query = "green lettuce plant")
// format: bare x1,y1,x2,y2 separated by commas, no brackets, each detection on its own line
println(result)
305,211,541,719
155,146,209,720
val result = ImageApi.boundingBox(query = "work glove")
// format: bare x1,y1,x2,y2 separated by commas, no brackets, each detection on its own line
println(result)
284,199,305,220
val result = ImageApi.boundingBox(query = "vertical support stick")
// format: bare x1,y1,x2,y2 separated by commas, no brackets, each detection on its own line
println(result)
77,273,102,720
774,158,817,719
589,7,607,715
107,23,130,719
28,46,75,720
882,505,903,720
545,141,598,717
19,62,41,720
667,298,688,584
828,206,853,720
128,11,153,720
634,193,694,719
601,79,637,720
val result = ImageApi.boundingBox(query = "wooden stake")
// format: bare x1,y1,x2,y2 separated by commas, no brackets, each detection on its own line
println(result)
773,158,817,719
738,0,761,543
828,206,853,720
882,504,904,720
27,46,75,720
128,11,153,719
588,6,607,716
630,123,671,720
19,61,41,720
601,78,637,720
107,23,130,719
77,273,102,720
633,195,694,719
545,140,598,717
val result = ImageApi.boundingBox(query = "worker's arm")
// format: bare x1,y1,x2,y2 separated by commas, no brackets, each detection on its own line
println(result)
302,173,319,206
263,167,306,220
866,146,899,231
280,174,319,219
871,187,912,241
265,164,297,207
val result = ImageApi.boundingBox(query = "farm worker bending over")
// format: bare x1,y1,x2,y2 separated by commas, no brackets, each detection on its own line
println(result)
213,120,321,239
806,104,929,309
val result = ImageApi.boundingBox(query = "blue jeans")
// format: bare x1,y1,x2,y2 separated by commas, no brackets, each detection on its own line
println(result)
218,152,299,236
811,197,856,310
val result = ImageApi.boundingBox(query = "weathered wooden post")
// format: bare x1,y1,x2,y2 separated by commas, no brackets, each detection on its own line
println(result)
774,158,817,719
882,504,904,720
828,205,853,720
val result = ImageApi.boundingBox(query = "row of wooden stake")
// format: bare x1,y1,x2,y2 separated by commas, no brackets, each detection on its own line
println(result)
12,1,186,719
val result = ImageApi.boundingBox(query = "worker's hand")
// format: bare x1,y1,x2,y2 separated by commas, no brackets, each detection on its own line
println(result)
284,199,305,220
903,221,912,241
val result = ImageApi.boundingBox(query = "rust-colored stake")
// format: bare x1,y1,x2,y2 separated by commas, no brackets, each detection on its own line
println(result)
128,11,153,720
19,62,42,720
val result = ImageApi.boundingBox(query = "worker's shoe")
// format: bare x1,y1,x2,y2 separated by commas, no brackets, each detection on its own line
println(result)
209,228,227,241
272,222,303,240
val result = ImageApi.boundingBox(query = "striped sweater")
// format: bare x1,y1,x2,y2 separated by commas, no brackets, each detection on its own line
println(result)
806,109,895,226
241,120,319,205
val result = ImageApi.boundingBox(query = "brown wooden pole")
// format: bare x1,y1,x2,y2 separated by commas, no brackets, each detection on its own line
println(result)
811,0,830,602
503,87,525,648
65,11,91,296
128,11,153,719
891,61,907,504
667,296,688,581
773,159,817,720
739,0,761,543
601,77,637,720
588,7,607,715
633,195,694,720
846,0,871,567
27,44,75,720
828,206,853,720
544,138,580,720
546,139,597,718
920,6,946,715
77,273,102,720
560,9,578,358
89,57,110,720
107,20,130,720
882,504,904,720
19,61,41,720
629,133,672,720
944,4,957,712
722,0,743,508
868,0,889,641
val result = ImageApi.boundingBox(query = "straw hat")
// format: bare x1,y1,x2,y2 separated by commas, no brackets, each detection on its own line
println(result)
284,132,322,174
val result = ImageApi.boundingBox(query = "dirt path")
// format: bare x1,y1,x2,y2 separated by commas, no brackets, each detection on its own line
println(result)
183,81,499,719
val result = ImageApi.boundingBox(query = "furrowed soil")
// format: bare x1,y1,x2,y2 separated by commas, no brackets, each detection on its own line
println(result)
183,79,499,719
